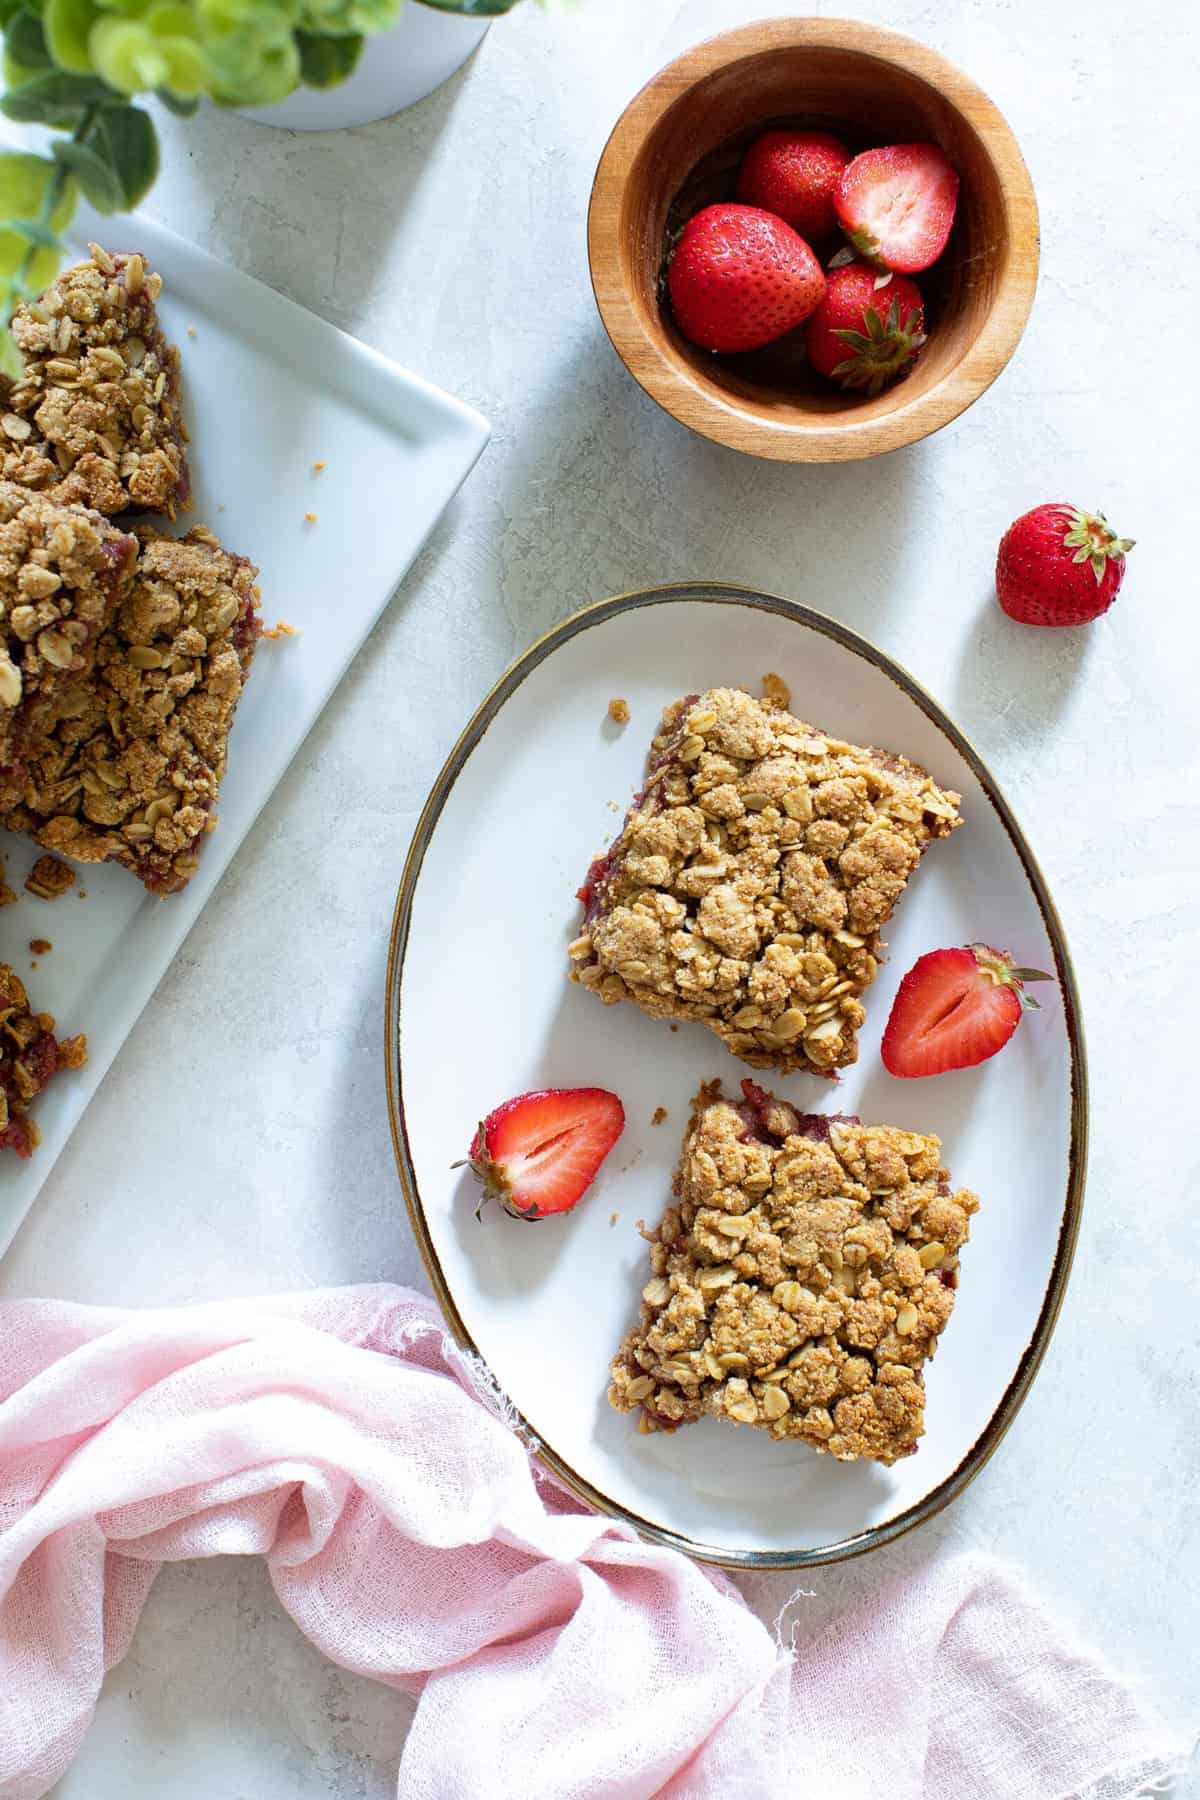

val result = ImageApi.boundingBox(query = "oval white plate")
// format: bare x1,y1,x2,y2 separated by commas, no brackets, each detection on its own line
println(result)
386,587,1086,1567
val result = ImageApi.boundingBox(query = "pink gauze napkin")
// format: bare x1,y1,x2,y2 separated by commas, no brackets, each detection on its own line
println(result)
0,1285,1186,1800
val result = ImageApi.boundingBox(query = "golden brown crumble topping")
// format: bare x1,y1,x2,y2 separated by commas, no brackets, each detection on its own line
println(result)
0,484,137,801
24,854,75,899
570,685,962,1075
0,486,139,810
608,697,630,725
609,1081,978,1465
5,527,260,895
3,246,188,520
0,961,86,1157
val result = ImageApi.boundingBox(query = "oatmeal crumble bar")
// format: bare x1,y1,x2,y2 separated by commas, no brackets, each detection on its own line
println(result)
609,1080,978,1465
0,483,137,804
0,963,86,1157
5,526,261,895
2,246,188,520
570,685,962,1075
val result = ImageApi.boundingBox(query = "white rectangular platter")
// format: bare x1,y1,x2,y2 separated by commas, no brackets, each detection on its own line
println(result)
0,200,489,1255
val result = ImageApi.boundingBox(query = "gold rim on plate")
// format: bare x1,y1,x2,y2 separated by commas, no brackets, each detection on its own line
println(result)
384,583,1088,1569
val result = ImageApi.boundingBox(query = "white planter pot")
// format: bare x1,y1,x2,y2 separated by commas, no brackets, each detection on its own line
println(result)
240,2,491,131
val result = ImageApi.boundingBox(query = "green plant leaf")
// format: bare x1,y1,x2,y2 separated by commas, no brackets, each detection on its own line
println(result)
90,100,157,205
0,68,113,122
43,0,102,74
0,148,61,221
51,133,123,210
0,214,63,249
0,0,28,31
0,148,76,284
155,82,198,112
5,8,52,67
296,26,360,86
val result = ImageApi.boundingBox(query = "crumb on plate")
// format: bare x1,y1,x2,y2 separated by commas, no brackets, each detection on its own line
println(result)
312,461,326,472
651,1106,668,1126
761,671,791,710
24,855,75,899
29,939,50,955
607,697,630,725
263,621,298,640
304,512,317,524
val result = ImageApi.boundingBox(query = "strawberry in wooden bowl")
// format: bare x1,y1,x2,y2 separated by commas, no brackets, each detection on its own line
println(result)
588,18,1039,461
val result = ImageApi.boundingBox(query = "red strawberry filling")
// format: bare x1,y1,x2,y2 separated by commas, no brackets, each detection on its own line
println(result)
736,1077,858,1145
0,1013,83,1160
575,695,700,929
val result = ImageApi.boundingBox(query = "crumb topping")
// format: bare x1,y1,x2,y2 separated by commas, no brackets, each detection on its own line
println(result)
609,1080,978,1464
24,853,76,898
0,961,86,1156
3,246,188,520
5,527,260,895
0,484,137,796
570,685,962,1075
608,697,630,725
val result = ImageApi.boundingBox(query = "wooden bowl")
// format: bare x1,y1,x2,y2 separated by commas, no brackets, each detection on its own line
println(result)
587,18,1039,463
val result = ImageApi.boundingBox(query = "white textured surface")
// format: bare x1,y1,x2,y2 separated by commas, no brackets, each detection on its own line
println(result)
0,0,1195,1792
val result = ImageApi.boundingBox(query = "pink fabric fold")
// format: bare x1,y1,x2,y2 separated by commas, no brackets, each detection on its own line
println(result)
0,1285,1184,1799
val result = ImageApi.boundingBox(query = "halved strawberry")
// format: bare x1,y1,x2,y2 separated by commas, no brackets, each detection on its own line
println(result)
881,945,1051,1078
835,143,959,274
462,1088,625,1220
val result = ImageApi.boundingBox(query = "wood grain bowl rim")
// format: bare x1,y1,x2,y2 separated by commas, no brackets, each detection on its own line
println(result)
384,583,1088,1569
587,18,1041,464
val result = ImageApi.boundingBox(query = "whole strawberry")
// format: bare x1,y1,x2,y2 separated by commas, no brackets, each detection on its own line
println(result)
805,264,926,395
667,203,825,354
996,505,1134,627
736,129,851,243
